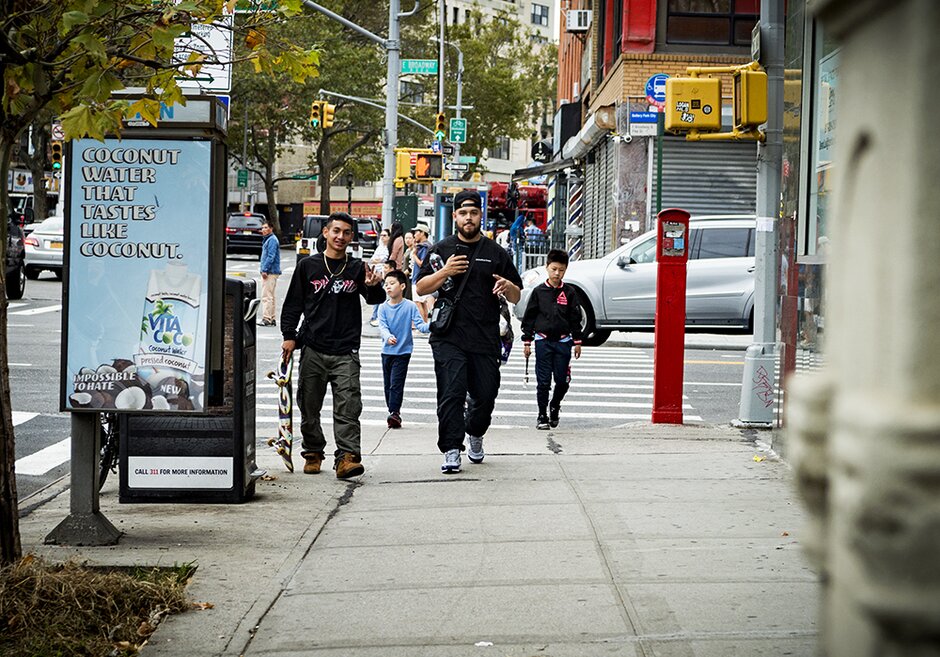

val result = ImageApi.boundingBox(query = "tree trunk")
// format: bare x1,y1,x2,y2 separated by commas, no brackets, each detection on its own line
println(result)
262,135,280,235
0,136,23,565
317,138,332,216
28,126,49,222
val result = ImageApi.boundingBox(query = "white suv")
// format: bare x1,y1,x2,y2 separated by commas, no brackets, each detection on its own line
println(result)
514,216,756,346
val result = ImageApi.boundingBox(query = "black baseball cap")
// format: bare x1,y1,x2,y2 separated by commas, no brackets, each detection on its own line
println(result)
453,190,482,210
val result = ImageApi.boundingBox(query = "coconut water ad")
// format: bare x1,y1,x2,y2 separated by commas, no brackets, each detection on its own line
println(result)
63,139,210,413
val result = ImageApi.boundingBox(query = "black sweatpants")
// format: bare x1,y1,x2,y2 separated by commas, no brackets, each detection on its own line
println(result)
431,341,501,453
535,340,572,411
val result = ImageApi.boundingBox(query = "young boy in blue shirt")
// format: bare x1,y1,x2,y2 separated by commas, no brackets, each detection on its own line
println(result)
378,270,430,428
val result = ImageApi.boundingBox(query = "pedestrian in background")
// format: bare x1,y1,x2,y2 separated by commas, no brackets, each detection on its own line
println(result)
280,212,386,479
521,249,583,430
369,228,391,326
410,223,432,322
416,190,522,474
387,222,405,270
259,219,281,327
378,270,430,429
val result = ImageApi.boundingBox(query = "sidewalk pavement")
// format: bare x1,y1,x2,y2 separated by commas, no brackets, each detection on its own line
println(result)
20,421,818,656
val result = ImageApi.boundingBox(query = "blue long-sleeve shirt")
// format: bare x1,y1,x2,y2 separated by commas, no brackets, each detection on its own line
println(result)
260,233,281,274
378,298,429,355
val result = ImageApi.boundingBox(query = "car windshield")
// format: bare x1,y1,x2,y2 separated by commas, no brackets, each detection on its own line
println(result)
228,215,263,228
37,216,64,232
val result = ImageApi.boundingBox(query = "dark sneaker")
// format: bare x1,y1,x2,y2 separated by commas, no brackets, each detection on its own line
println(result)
549,406,560,428
334,452,364,479
441,449,461,474
303,452,325,474
387,412,402,429
258,319,276,327
536,414,550,430
467,435,484,463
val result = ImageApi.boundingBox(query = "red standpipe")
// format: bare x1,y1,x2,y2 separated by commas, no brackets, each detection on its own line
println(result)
652,208,691,424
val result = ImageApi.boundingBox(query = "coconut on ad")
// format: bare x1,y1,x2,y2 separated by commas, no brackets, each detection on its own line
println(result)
63,139,210,413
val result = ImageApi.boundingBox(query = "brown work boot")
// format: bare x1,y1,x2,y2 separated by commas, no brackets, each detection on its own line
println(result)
334,452,364,479
303,452,325,474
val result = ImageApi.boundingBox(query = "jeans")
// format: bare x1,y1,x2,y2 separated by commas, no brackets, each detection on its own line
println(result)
382,353,411,414
431,341,501,453
297,348,362,457
535,340,572,411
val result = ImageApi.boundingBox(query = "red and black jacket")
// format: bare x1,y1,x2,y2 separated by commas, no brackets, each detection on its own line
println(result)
521,281,583,344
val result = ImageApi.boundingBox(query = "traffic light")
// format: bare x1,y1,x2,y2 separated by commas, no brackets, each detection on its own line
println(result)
309,101,322,128
395,150,413,179
50,141,63,170
732,68,767,129
664,77,722,133
322,103,336,128
434,112,446,138
414,152,443,180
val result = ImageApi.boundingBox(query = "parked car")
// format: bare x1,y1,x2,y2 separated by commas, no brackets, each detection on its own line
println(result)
357,218,382,257
24,215,64,281
513,216,757,346
295,213,362,263
225,212,266,258
5,217,26,299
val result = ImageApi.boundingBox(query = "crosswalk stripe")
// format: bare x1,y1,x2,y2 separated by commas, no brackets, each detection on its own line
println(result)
255,413,704,426
12,411,37,426
15,437,71,476
255,403,683,418
10,304,62,316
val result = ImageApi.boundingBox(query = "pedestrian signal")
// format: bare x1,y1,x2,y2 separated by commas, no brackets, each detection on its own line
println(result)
50,141,63,170
732,68,767,129
664,77,721,133
434,112,446,139
309,101,322,128
322,103,336,128
414,153,443,180
395,151,413,179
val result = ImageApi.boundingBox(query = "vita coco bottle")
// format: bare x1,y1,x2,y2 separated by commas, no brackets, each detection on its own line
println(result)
137,263,201,383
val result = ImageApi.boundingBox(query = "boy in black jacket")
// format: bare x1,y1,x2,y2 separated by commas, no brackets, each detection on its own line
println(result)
521,249,583,430
281,212,386,478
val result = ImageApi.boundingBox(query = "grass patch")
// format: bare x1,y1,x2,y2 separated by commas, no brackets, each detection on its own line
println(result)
0,554,196,657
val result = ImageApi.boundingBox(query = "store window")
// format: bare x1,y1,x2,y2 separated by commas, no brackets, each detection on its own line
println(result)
807,29,838,255
531,3,549,26
666,0,758,46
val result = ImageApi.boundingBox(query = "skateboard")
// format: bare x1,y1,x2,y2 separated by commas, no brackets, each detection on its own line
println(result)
266,355,294,472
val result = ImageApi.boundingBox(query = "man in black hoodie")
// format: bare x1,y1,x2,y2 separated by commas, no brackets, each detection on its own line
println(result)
521,249,583,430
281,212,386,478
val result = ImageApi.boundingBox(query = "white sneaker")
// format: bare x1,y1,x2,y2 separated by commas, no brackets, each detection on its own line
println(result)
467,435,484,463
441,449,461,473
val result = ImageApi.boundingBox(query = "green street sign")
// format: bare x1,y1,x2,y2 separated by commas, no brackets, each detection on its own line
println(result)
458,155,477,164
290,174,318,180
237,169,248,188
401,59,439,75
449,118,467,144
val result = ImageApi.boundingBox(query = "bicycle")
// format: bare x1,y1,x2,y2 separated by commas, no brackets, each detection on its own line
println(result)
98,411,120,491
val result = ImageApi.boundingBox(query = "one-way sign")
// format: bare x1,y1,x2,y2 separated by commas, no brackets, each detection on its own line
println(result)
445,162,469,172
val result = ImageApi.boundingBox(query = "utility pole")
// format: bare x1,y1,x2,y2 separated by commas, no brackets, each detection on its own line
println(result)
240,104,248,212
433,37,463,163
438,0,445,116
734,0,783,428
301,0,419,229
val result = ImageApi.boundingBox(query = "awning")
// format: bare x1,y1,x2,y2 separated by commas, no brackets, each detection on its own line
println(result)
511,158,578,182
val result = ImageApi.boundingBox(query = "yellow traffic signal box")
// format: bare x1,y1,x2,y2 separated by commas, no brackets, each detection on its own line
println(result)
434,112,446,137
309,101,322,128
665,77,721,133
733,68,767,129
395,150,413,179
322,103,336,128
51,141,63,170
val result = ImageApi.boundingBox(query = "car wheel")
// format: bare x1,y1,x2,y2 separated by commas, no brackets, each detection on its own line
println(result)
6,264,26,300
576,294,612,347
24,265,40,280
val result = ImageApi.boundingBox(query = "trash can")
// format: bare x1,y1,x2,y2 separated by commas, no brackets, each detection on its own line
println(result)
118,277,262,503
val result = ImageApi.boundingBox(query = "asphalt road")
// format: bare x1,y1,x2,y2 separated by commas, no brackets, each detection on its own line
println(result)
10,248,746,509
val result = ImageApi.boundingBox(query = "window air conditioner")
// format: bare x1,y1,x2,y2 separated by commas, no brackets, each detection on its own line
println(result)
566,10,591,33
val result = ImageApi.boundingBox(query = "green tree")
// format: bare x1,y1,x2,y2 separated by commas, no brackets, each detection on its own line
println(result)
0,0,318,565
443,9,557,175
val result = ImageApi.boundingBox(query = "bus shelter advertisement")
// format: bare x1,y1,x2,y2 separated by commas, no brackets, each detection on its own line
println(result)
63,139,210,413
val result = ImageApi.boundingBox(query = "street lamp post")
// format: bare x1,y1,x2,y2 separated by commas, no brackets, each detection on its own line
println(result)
432,37,464,163
346,173,354,215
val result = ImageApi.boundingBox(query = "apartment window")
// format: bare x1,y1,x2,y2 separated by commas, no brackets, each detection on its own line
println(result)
490,136,511,160
531,3,549,26
453,6,459,24
666,0,758,46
